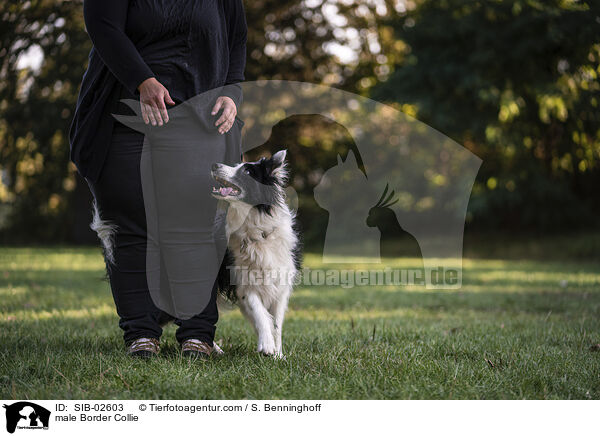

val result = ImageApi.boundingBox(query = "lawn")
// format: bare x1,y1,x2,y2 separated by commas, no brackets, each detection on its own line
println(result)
0,246,599,399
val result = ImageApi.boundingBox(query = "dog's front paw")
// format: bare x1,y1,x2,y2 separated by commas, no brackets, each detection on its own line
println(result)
257,337,276,355
274,351,286,360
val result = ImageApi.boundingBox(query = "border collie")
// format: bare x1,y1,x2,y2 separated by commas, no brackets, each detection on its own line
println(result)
212,150,300,358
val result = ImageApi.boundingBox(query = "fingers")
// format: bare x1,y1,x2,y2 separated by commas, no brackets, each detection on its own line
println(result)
211,99,223,116
139,82,175,126
214,107,231,127
142,101,158,126
165,90,176,106
215,108,235,134
157,97,169,124
141,93,236,130
213,97,237,134
151,101,163,126
141,97,169,126
218,116,234,134
141,102,150,125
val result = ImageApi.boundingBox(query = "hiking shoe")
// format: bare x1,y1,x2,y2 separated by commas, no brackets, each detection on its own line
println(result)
127,337,160,358
181,339,212,360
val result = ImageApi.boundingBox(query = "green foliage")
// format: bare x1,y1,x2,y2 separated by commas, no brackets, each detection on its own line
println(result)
373,0,600,232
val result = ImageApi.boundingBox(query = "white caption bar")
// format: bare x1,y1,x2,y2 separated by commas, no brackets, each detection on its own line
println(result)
0,400,596,435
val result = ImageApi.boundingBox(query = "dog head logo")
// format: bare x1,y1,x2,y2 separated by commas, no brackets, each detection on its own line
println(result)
107,80,481,321
3,402,50,434
314,150,380,261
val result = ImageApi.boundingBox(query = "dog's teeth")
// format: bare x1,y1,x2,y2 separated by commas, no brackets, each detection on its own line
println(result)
220,187,233,196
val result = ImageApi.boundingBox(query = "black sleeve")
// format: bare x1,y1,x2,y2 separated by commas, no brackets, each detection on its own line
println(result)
83,0,155,95
221,0,247,107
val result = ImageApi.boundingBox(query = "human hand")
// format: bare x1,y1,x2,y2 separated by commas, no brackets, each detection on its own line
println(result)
137,77,176,126
211,96,237,134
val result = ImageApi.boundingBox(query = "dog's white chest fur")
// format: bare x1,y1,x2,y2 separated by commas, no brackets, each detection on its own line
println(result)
226,202,297,356
227,203,297,305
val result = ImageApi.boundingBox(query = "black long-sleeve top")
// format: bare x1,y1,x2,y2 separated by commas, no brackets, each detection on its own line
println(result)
69,0,247,182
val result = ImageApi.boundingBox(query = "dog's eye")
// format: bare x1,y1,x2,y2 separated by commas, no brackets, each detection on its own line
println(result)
243,168,250,175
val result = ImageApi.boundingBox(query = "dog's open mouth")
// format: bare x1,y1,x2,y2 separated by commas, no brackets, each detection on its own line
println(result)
212,176,241,197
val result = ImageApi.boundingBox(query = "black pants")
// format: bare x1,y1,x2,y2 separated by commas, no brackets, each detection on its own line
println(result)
87,120,220,346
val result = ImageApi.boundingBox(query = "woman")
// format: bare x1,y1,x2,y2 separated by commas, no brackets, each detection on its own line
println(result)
69,0,247,359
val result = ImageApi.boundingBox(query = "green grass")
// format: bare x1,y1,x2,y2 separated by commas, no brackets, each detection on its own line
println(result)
1,246,599,399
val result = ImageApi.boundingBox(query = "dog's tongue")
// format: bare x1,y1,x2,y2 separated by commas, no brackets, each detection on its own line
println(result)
220,187,233,196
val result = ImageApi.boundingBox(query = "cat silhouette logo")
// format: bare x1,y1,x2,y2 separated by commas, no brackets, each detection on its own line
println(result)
3,402,50,433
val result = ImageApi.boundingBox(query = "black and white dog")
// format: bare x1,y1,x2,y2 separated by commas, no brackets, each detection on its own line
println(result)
212,150,300,358
91,150,300,357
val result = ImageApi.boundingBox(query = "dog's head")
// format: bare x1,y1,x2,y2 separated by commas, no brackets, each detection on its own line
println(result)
211,150,288,213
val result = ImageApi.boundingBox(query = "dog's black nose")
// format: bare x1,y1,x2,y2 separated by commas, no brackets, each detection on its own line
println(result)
211,163,220,171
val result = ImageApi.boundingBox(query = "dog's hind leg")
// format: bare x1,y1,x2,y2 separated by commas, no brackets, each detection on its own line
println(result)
239,292,276,355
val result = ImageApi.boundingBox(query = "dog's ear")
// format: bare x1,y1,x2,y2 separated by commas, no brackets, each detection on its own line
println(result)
271,150,287,169
267,150,289,184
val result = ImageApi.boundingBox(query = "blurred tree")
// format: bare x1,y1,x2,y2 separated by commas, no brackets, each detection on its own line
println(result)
374,0,600,232
244,0,388,91
4,0,597,243
0,0,383,243
0,0,93,243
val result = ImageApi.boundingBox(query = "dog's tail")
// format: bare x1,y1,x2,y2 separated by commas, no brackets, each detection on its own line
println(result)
90,199,117,266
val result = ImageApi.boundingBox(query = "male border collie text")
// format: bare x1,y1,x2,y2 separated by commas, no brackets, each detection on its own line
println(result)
212,150,301,357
